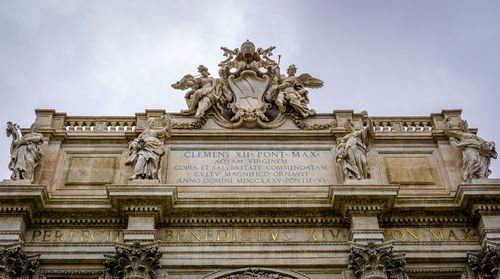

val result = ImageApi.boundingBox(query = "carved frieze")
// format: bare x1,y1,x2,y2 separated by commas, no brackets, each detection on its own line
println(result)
104,242,161,279
219,268,293,279
0,243,40,279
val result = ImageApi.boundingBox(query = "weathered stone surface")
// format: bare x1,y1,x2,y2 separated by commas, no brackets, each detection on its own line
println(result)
66,157,117,185
385,157,435,185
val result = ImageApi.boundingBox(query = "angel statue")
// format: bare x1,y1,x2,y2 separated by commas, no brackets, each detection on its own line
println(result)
272,64,323,117
6,121,44,181
125,114,171,180
445,118,497,183
336,111,374,181
171,65,223,118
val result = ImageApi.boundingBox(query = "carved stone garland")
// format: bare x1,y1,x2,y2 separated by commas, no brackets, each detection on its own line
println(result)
467,243,500,279
348,242,408,279
104,242,161,279
220,267,293,279
0,243,40,279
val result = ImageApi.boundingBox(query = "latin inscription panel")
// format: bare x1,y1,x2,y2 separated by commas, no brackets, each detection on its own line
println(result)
167,150,334,185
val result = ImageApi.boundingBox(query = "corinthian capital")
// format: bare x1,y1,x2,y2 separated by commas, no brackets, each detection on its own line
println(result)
468,242,500,279
0,243,40,279
348,242,408,279
104,241,161,279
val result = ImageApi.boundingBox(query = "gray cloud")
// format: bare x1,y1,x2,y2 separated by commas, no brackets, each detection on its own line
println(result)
1,0,499,179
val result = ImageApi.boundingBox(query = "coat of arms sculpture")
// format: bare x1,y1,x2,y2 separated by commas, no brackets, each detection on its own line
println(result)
172,40,323,128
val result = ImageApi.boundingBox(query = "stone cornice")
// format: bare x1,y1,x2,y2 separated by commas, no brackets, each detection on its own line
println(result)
329,185,399,220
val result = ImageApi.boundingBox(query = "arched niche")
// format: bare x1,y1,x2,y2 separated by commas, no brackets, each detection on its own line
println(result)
202,267,311,279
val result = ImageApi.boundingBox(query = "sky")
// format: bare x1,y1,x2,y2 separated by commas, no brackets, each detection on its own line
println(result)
0,0,499,180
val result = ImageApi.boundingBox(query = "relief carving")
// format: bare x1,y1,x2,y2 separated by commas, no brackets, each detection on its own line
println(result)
349,242,408,279
125,115,171,180
467,243,500,279
336,111,374,181
104,242,161,279
0,243,40,279
220,268,293,279
5,122,44,182
445,118,497,183
172,40,324,129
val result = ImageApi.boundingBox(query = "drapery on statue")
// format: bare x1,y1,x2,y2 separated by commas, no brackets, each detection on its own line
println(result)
125,114,172,180
171,65,223,119
172,41,325,129
445,118,497,183
6,122,44,181
271,64,323,117
336,111,374,181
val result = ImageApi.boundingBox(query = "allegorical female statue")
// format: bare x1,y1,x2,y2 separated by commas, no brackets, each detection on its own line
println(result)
273,64,323,118
445,118,497,183
6,121,44,181
336,111,374,181
125,115,171,180
171,65,223,119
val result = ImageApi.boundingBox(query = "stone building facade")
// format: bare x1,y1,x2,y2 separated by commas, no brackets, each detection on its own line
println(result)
1,42,499,279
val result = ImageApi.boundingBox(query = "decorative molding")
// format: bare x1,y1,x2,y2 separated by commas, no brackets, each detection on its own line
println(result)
172,115,208,129
0,243,40,279
40,269,105,279
161,216,343,226
467,242,500,279
104,241,161,279
290,112,334,130
348,242,408,279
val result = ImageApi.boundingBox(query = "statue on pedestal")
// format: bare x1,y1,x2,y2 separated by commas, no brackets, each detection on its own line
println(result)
125,115,171,180
336,111,374,181
445,118,497,183
6,122,44,181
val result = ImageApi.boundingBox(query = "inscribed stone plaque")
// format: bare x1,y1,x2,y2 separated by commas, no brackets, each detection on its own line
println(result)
66,157,117,185
385,157,435,184
167,150,333,185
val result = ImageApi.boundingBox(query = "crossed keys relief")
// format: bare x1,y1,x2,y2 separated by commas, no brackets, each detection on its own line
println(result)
172,40,323,128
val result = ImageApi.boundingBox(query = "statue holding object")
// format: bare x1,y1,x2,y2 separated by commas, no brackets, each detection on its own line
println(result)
270,64,323,117
171,65,224,119
336,111,374,181
445,118,497,183
6,121,44,181
125,114,171,180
